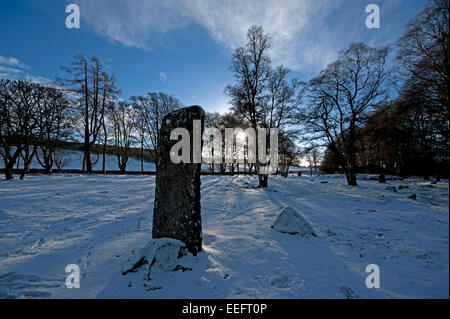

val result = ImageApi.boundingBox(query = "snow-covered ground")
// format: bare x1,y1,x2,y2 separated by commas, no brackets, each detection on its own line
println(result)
0,174,448,298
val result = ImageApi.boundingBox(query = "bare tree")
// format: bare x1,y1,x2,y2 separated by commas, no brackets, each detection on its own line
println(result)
299,43,388,186
204,112,222,173
263,65,304,129
53,149,72,171
131,92,182,170
0,80,42,180
225,26,301,186
17,85,49,179
217,111,249,174
225,25,271,186
35,87,71,173
109,101,138,173
59,55,119,173
304,147,321,176
99,73,120,173
397,0,449,180
397,0,449,127
134,102,147,174
278,131,298,177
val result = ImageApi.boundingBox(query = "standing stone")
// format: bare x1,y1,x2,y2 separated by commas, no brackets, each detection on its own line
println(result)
152,106,205,255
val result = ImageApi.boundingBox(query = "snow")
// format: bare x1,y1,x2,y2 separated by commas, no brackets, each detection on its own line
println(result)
0,173,448,298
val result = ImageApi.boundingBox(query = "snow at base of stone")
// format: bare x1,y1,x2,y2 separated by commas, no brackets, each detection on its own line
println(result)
121,238,187,277
272,206,316,237
98,238,206,298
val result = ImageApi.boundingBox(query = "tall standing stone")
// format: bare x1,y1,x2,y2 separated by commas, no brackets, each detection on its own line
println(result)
152,106,205,255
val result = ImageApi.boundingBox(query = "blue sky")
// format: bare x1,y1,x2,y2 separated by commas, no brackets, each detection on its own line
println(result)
0,0,428,113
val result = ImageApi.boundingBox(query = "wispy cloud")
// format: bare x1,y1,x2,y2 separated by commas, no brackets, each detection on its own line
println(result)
0,54,50,83
0,54,29,70
159,72,168,82
73,0,425,74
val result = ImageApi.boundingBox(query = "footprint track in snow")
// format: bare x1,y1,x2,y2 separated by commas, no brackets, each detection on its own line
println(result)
0,272,62,298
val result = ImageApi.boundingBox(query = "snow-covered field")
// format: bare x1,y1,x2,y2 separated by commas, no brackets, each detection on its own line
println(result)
0,174,448,298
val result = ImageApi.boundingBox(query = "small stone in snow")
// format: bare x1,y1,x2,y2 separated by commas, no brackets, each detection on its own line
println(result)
272,206,316,237
385,186,397,192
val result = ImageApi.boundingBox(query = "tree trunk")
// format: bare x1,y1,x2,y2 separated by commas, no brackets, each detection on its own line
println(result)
4,161,14,180
5,170,14,180
102,138,107,174
258,174,268,187
84,139,92,173
85,152,92,173
44,156,53,173
19,146,37,180
140,138,144,174
37,148,54,173
344,153,358,186
345,170,357,186
102,149,106,174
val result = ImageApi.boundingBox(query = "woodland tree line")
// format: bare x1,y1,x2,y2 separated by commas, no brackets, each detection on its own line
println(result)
0,0,448,186
318,0,449,184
